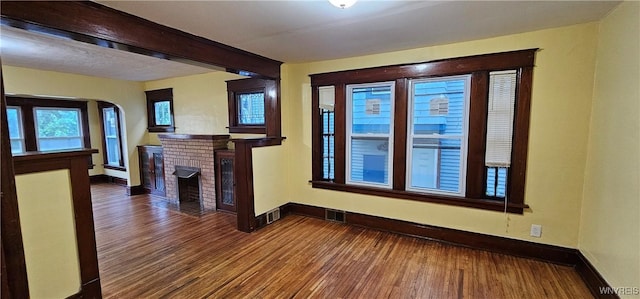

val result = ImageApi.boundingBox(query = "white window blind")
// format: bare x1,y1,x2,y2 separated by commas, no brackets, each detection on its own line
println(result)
485,70,517,167
319,86,335,111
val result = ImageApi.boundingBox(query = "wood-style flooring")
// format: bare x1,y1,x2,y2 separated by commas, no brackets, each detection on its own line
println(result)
91,183,593,298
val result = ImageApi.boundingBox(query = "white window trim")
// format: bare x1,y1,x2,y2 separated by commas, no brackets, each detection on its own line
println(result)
405,75,471,196
7,106,25,153
34,107,84,150
346,81,395,189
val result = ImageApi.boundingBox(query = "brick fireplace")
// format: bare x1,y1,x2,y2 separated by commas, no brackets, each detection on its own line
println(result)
159,134,230,210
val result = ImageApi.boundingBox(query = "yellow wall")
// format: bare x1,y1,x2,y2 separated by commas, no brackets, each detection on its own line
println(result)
15,170,81,298
143,71,245,144
144,71,291,214
282,22,600,248
579,1,640,296
3,66,147,185
252,145,290,215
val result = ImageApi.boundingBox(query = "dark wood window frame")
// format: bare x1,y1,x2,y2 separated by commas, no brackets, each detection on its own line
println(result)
310,49,537,214
97,101,126,171
226,78,277,134
5,96,93,168
145,88,175,133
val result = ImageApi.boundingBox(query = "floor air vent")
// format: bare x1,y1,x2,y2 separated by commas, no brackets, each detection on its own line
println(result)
266,208,281,224
325,209,346,223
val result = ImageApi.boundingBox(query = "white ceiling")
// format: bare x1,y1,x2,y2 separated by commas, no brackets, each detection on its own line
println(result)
0,0,620,81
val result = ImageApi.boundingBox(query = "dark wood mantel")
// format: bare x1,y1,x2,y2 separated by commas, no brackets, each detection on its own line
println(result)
158,134,231,141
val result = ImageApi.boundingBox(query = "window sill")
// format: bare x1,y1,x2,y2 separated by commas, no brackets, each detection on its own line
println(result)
228,126,266,134
148,126,175,133
310,180,527,214
103,164,126,171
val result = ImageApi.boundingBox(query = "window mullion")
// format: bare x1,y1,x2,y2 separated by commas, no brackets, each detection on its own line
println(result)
465,71,489,199
334,83,347,184
393,78,408,190
22,105,38,151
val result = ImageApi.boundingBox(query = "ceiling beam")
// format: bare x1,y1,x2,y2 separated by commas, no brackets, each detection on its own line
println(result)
0,1,282,79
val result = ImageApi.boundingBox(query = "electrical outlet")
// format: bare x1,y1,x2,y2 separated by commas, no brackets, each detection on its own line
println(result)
530,224,542,238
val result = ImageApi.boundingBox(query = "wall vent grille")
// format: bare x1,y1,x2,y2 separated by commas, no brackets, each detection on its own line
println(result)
325,209,346,223
266,208,281,224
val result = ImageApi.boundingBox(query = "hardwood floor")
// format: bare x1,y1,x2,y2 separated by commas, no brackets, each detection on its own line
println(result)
91,183,593,298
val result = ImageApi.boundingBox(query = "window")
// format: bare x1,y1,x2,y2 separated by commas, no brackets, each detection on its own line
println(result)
407,76,470,196
6,96,91,154
238,92,265,125
6,106,24,153
34,107,84,151
226,78,276,134
319,86,336,181
98,101,125,170
346,82,395,188
310,49,537,214
145,88,175,132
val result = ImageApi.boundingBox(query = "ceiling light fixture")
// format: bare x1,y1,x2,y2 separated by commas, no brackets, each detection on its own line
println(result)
329,0,357,9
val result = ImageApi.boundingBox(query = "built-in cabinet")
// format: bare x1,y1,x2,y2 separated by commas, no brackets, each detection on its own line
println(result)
137,145,165,196
215,150,236,212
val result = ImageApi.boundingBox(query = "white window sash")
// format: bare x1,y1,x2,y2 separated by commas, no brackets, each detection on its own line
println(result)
345,81,395,189
405,75,471,196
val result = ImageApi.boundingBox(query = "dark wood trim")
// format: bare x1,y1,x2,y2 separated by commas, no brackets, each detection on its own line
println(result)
68,151,102,299
110,177,127,186
392,78,408,190
97,101,126,169
215,150,236,213
311,86,322,181
283,202,572,263
0,1,282,79
90,174,127,186
231,137,286,147
280,202,620,298
89,174,109,184
1,63,30,298
311,180,527,214
145,88,175,133
12,149,102,298
103,165,126,172
126,185,146,196
226,78,279,135
508,67,534,206
465,71,489,199
309,49,537,85
333,84,346,184
232,137,287,232
228,126,267,134
253,212,269,231
157,134,231,141
234,141,255,232
575,252,620,299
309,50,537,214
269,79,282,138
136,145,165,197
6,96,93,164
